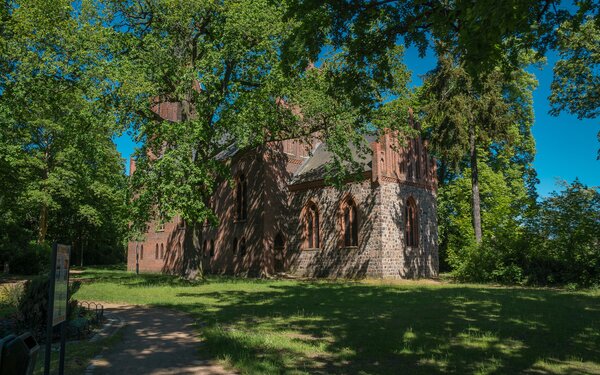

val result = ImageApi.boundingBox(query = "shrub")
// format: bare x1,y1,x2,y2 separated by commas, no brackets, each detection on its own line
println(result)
9,242,51,275
0,283,24,311
16,275,80,340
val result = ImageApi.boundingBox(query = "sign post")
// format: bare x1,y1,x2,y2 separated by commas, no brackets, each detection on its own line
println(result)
44,243,71,375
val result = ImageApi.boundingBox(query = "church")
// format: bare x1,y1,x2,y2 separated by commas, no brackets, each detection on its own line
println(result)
127,102,439,279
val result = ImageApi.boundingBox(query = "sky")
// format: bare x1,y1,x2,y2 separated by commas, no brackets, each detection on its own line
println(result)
114,46,599,197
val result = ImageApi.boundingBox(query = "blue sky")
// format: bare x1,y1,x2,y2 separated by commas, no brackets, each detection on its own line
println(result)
114,46,599,197
402,46,599,197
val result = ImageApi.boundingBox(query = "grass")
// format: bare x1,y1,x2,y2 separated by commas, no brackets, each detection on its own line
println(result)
73,268,600,374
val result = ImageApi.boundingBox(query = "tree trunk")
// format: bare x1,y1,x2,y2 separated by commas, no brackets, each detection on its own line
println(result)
469,124,483,243
38,204,48,244
182,220,203,279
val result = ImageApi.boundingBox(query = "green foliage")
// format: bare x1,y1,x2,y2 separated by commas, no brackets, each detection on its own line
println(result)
0,0,128,264
526,180,600,286
0,283,24,312
440,162,530,283
550,17,600,120
88,0,412,236
16,275,49,338
446,179,600,287
8,242,51,275
17,275,80,340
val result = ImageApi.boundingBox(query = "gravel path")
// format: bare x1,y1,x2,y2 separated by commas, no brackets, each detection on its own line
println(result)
87,304,234,375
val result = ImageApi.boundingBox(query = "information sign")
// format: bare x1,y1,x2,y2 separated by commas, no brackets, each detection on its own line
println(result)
52,244,70,326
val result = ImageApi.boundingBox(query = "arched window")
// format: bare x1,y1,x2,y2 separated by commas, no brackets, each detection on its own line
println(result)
274,232,285,273
210,240,215,257
155,244,159,259
160,243,164,259
239,237,246,256
140,245,144,260
274,232,285,250
405,197,419,247
341,197,358,247
236,174,247,220
303,202,320,249
232,237,238,255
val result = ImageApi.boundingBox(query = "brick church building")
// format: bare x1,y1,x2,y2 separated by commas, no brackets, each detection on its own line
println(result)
127,103,439,279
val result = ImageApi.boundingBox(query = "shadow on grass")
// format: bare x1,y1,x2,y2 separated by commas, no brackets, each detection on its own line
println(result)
155,283,599,374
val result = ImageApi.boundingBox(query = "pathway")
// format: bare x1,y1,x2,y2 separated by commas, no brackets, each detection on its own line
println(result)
87,304,234,375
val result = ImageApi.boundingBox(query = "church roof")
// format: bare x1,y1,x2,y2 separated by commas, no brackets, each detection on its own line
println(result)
291,135,376,184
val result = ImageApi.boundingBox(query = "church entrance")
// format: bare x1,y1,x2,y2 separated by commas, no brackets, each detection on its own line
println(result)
273,232,285,273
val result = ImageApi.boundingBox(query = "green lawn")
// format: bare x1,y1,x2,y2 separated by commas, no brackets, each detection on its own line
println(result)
74,268,600,374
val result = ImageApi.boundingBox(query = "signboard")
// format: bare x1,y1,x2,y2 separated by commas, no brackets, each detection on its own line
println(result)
52,244,70,326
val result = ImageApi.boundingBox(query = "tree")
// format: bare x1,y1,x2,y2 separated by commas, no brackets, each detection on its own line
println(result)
533,180,600,286
549,16,599,158
550,15,599,121
94,0,411,274
0,0,128,266
418,52,537,242
284,0,569,79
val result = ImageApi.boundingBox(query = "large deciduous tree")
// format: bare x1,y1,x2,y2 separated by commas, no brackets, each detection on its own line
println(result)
0,0,127,267
95,0,411,274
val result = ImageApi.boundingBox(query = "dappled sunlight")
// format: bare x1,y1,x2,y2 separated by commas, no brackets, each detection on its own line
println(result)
76,273,600,374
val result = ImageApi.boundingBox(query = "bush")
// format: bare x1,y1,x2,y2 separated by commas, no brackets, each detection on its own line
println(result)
448,240,525,284
0,283,24,311
16,276,49,338
9,242,51,275
16,275,80,340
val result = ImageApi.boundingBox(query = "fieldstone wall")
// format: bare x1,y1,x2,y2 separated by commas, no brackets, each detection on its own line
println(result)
287,180,384,278
379,182,438,278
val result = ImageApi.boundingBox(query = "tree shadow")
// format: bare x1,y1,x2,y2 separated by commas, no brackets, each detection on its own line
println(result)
151,283,600,374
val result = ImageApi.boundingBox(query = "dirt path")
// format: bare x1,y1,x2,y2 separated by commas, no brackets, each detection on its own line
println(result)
87,304,234,375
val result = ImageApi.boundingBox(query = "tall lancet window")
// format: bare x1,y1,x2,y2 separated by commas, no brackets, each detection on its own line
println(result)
405,197,419,247
341,197,358,247
304,202,320,249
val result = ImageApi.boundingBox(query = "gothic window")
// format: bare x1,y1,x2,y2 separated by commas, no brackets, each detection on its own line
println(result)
160,243,164,259
239,237,246,256
210,239,215,257
155,244,159,259
140,245,144,260
341,197,358,247
405,197,419,247
236,173,247,220
304,202,320,249
274,232,285,250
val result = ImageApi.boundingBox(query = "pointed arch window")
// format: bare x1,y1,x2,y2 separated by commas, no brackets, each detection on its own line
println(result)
303,202,320,249
155,244,159,259
405,197,419,247
274,232,285,250
239,237,246,257
236,174,247,220
160,243,164,259
341,197,358,247
140,245,144,260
